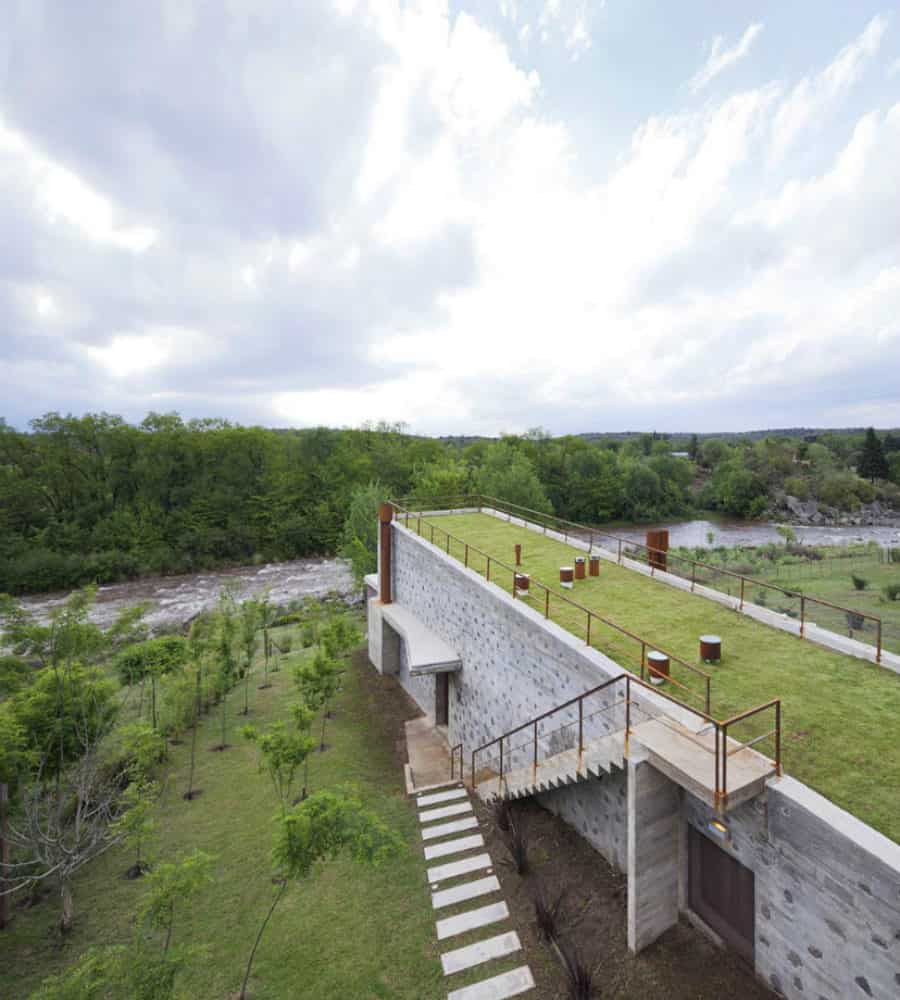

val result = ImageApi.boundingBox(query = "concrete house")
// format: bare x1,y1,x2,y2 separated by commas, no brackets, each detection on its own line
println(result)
368,501,900,1000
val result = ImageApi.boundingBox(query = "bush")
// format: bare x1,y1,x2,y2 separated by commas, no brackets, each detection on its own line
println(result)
851,574,869,591
113,636,188,685
0,654,31,697
882,582,900,602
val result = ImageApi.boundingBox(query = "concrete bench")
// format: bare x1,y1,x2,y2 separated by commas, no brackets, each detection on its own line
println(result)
381,603,462,676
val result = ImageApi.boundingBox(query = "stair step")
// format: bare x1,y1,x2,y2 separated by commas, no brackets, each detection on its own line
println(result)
427,853,492,884
436,901,510,941
420,801,473,823
418,787,469,807
422,817,479,841
432,875,501,910
441,931,521,976
446,965,535,999
425,834,485,860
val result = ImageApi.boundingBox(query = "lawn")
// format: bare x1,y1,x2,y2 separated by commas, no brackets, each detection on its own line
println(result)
3,621,447,1000
410,513,900,844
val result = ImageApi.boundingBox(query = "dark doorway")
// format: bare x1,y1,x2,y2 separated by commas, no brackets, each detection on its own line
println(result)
688,824,755,965
435,673,449,727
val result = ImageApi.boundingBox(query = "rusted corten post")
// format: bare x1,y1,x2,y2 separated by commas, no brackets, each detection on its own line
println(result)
378,502,393,605
1,782,9,930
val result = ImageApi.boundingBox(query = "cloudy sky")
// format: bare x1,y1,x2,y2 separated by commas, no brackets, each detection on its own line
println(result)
2,1,900,435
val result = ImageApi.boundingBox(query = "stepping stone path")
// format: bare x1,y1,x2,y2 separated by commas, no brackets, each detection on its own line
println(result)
415,780,535,1000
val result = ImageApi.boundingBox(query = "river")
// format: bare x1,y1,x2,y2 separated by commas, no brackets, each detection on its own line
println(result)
593,516,900,550
17,557,356,633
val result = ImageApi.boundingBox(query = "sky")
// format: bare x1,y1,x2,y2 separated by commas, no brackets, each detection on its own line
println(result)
2,1,900,436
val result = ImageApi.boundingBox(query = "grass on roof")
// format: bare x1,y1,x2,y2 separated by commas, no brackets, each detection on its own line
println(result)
408,512,900,844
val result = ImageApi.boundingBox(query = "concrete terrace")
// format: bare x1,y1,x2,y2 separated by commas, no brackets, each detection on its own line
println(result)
402,511,900,843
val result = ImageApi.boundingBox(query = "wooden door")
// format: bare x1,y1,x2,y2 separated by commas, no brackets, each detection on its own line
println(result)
435,673,449,727
688,824,755,965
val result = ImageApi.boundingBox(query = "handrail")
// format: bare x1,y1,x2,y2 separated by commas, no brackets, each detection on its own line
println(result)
474,493,883,663
391,501,713,715
397,493,884,664
470,672,780,810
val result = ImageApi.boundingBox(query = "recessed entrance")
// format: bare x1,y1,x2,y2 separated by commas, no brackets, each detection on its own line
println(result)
435,672,449,727
688,824,755,965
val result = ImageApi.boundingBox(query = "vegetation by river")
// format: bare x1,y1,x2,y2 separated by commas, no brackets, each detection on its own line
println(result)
3,412,900,597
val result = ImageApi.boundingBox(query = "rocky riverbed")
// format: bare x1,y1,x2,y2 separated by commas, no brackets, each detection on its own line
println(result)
16,557,357,633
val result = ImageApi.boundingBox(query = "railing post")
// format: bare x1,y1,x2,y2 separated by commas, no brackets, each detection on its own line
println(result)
446,533,450,554
589,529,593,553
714,726,720,807
417,515,421,535
499,738,504,787
775,701,782,776
721,723,728,809
430,524,434,544
464,543,469,568
511,571,516,598
379,503,394,605
586,611,591,647
800,595,805,638
487,557,491,582
624,677,631,758
640,642,646,681
578,699,584,764
691,561,696,593
617,538,622,565
877,620,882,664
740,576,745,610
544,590,550,618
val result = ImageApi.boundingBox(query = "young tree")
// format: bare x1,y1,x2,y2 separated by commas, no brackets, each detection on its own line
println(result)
242,722,315,815
258,594,277,690
340,482,388,589
137,849,216,955
238,597,261,715
111,779,159,878
184,617,213,800
294,651,342,752
212,594,238,751
857,427,888,483
290,701,316,800
238,788,400,999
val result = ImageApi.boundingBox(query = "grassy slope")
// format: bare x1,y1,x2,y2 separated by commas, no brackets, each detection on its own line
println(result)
423,514,900,843
761,554,900,652
4,624,445,1000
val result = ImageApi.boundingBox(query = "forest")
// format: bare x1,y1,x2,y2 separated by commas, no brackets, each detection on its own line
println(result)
1,412,899,595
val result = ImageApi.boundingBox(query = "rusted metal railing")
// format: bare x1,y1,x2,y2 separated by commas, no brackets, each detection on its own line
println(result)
471,674,781,811
391,501,713,716
396,493,885,664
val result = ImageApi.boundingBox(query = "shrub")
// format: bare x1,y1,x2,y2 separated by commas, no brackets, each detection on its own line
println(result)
492,796,512,833
557,941,595,1000
503,812,529,876
882,582,900,602
889,548,900,564
113,635,188,685
533,881,566,942
851,574,869,591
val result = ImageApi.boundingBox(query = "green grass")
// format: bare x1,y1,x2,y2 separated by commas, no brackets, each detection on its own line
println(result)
414,513,900,843
2,623,446,999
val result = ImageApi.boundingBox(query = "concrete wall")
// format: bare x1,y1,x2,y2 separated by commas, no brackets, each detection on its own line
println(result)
376,519,900,1000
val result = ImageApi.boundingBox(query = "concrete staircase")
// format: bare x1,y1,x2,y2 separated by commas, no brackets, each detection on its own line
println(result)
473,730,626,804
414,780,536,1000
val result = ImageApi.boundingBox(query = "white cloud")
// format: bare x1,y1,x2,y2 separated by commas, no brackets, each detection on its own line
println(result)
690,23,764,93
85,328,212,378
0,117,158,253
889,56,900,78
770,14,888,163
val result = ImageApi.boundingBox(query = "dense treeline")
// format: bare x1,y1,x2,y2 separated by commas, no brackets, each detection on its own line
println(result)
2,412,899,595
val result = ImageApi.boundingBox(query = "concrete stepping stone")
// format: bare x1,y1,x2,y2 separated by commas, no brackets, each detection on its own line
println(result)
417,787,469,807
441,930,521,976
421,816,479,840
427,853,492,884
446,965,535,999
420,801,473,823
424,834,484,860
432,875,500,910
436,901,509,941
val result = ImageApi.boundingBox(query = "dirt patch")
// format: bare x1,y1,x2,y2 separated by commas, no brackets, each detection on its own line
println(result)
473,796,775,1000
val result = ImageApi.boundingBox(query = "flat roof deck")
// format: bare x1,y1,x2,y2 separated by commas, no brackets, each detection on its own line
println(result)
402,512,900,843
